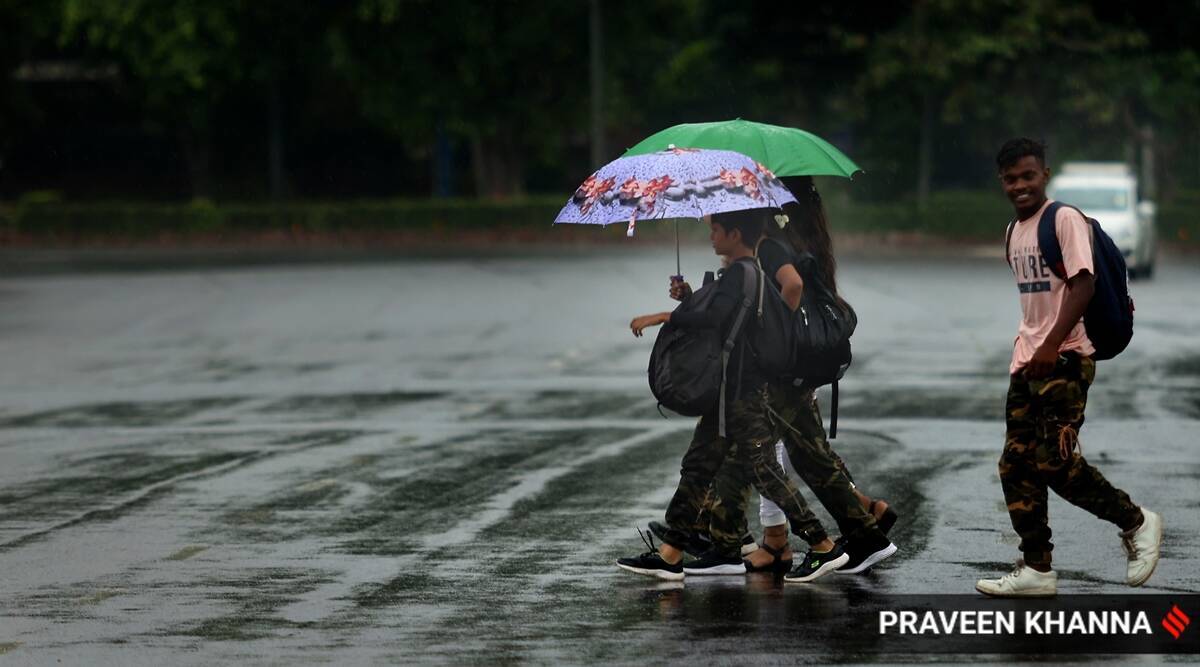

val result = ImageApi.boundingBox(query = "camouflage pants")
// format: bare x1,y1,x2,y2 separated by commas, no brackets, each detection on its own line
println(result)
661,384,822,557
700,386,880,550
1000,353,1142,567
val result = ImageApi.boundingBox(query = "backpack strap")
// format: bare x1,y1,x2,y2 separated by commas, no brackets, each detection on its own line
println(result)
1037,201,1068,281
829,380,839,439
739,258,765,318
1004,219,1017,269
719,262,757,438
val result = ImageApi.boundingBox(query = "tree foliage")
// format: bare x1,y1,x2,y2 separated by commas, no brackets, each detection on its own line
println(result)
3,0,1198,201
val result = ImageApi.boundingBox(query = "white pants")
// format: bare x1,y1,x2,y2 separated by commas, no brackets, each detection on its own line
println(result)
758,439,855,528
759,440,796,527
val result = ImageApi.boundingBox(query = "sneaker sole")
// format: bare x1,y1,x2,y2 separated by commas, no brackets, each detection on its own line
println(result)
1127,514,1164,587
837,542,898,575
974,583,1056,598
682,563,747,576
783,553,850,583
616,562,684,581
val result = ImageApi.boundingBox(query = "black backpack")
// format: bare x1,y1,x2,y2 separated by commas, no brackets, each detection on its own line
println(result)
647,260,760,436
790,251,856,437
1005,201,1134,360
741,254,798,378
749,239,857,437
790,252,857,388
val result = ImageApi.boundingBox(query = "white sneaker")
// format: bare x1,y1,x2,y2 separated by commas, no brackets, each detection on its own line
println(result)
975,560,1057,598
1121,508,1163,587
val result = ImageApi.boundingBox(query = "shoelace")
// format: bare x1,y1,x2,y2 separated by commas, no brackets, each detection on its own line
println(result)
1003,560,1026,581
1122,534,1138,559
636,526,659,558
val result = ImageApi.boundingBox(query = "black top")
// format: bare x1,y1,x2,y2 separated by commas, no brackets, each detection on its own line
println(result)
755,238,797,292
669,257,768,399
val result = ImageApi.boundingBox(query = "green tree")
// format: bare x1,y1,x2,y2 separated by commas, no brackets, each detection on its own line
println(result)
329,0,590,198
60,0,247,196
0,0,63,185
854,0,1194,202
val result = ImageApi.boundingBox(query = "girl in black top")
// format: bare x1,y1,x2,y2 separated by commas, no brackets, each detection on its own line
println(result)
743,178,897,572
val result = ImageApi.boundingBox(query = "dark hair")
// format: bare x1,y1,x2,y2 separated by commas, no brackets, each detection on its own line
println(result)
996,138,1046,171
775,176,839,297
711,208,767,247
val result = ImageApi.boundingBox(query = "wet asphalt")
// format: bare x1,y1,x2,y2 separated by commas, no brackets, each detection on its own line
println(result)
0,246,1198,664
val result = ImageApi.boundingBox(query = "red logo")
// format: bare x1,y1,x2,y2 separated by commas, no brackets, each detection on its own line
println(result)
1162,604,1190,639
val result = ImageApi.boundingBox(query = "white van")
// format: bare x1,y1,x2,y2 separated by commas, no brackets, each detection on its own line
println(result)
1047,162,1157,278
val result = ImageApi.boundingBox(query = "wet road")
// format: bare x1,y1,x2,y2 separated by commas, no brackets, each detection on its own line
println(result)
1,248,1198,664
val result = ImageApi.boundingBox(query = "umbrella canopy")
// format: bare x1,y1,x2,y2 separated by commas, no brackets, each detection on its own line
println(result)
624,119,862,179
554,147,796,238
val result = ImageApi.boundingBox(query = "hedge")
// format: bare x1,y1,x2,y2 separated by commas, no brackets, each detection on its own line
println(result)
0,190,1194,244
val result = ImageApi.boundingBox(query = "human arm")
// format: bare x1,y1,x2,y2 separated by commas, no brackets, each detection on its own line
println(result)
1025,210,1096,379
630,312,671,337
1025,271,1094,378
775,264,804,311
757,239,803,310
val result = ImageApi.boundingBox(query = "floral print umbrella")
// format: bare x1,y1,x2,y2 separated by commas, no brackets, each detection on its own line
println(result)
554,148,797,238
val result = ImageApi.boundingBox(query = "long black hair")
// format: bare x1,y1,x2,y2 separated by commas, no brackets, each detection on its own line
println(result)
776,175,839,296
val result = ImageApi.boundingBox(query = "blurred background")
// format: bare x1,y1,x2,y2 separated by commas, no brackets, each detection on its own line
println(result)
1,0,1198,245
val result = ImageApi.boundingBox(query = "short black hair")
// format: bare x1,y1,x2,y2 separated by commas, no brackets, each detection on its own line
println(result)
711,208,769,246
996,138,1046,171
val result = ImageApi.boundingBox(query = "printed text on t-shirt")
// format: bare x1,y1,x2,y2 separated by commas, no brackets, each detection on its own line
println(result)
1011,243,1051,294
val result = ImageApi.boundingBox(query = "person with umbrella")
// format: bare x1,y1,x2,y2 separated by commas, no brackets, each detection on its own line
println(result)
627,124,899,576
618,207,849,580
644,190,897,581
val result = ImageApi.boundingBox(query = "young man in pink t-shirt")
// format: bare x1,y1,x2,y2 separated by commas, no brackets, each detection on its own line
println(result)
975,138,1163,598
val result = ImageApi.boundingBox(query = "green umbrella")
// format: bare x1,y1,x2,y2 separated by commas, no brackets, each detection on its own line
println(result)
624,119,862,179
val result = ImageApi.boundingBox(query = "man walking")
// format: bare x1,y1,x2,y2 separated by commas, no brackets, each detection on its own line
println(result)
975,138,1163,597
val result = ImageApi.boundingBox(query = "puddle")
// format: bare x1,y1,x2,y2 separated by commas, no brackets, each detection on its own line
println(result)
468,390,662,421
165,545,209,561
1162,352,1200,378
349,572,438,608
838,389,1002,420
256,391,445,419
75,589,124,605
168,568,335,640
0,397,245,428
0,450,244,525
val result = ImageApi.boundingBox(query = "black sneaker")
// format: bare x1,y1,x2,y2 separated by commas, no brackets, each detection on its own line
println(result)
682,550,747,576
836,534,898,574
784,542,850,583
616,528,684,581
647,520,712,559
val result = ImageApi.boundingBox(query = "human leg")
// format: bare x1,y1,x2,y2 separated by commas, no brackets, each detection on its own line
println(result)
775,386,883,542
1031,355,1159,586
617,410,732,579
977,371,1058,597
1033,356,1142,530
708,389,829,556
997,370,1054,569
659,411,731,551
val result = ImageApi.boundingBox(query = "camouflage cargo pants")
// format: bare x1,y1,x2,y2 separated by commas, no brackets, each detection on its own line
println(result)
700,385,881,552
1000,353,1142,567
661,384,826,557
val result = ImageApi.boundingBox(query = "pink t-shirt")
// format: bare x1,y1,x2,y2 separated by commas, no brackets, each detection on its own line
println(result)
1007,199,1095,375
